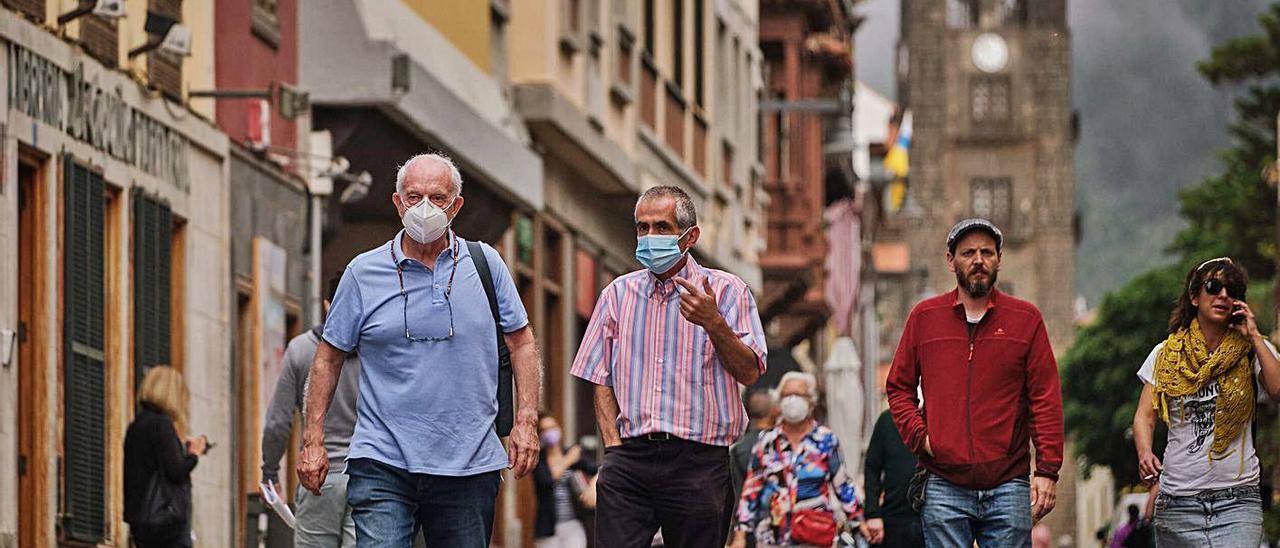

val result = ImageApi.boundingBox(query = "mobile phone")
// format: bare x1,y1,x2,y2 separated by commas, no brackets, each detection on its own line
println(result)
1230,305,1245,325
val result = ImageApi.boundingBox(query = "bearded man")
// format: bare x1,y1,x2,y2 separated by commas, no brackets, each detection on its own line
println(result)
885,219,1064,547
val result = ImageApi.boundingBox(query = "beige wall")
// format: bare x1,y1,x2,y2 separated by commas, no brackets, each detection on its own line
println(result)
43,0,218,120
406,0,492,72
508,0,764,283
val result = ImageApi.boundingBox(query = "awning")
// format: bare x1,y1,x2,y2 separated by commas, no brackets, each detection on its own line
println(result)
300,0,543,210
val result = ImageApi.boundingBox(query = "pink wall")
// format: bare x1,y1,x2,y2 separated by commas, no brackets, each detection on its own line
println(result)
214,0,299,154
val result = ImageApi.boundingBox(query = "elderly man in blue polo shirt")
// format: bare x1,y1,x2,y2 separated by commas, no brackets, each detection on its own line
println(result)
298,153,542,547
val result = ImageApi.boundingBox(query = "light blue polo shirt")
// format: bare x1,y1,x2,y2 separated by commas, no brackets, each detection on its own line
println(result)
323,230,528,476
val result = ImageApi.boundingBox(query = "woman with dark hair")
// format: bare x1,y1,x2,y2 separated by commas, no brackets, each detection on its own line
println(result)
1132,257,1280,546
533,413,598,548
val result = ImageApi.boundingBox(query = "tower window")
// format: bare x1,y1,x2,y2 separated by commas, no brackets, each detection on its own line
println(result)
946,0,978,29
971,177,1012,228
971,76,1010,123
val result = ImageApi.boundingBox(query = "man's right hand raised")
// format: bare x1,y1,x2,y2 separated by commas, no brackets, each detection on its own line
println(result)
297,442,328,495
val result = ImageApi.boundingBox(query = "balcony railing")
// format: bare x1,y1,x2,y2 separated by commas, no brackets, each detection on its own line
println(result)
692,115,707,178
664,83,685,158
640,56,657,130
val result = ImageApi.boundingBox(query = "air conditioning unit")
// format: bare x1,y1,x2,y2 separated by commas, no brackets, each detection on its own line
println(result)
247,99,271,151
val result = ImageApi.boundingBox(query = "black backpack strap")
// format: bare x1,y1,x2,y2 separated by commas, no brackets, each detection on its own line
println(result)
467,241,514,437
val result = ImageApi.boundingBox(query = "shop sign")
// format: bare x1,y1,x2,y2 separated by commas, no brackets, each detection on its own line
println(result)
7,43,190,191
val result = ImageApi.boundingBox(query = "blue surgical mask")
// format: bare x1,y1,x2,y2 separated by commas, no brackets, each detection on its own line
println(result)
636,227,692,274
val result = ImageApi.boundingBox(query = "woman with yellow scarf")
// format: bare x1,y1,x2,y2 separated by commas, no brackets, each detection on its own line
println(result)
1131,257,1280,547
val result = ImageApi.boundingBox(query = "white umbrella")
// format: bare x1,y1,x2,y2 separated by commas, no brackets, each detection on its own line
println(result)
823,336,865,485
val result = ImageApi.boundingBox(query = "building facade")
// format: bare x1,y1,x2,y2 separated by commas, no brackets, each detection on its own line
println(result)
0,2,233,547
888,0,1078,542
757,0,857,359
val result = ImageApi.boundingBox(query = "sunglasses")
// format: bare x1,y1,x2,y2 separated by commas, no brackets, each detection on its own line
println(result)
1200,278,1246,300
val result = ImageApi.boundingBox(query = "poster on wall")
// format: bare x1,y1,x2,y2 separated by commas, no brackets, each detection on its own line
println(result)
253,236,288,481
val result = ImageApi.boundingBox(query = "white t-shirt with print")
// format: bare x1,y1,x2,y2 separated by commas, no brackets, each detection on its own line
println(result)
1137,340,1278,496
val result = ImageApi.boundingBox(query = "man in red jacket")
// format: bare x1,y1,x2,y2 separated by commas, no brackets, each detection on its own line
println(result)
886,219,1063,547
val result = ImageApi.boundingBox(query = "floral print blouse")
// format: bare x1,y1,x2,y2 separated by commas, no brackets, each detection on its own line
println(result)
736,423,862,546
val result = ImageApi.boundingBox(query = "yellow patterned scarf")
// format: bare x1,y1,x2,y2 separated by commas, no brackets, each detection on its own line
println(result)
1153,319,1254,458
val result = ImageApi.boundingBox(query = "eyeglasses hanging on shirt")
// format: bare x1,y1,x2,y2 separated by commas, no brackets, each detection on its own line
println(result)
390,235,458,341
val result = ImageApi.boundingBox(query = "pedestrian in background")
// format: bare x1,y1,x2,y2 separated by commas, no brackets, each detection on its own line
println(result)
299,153,543,547
534,413,598,548
260,276,360,547
1108,505,1140,548
730,388,778,548
1131,257,1280,547
861,408,922,547
886,219,1064,546
571,185,768,548
124,366,207,548
731,371,862,547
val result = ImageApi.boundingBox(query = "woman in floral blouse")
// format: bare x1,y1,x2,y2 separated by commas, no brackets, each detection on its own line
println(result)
731,372,862,548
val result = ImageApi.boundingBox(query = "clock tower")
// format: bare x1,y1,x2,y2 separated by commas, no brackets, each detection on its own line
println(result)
884,0,1080,541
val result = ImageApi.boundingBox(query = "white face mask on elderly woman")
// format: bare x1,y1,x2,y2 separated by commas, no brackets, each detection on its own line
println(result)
779,395,810,424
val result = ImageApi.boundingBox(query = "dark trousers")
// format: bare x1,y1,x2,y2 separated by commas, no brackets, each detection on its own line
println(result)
883,516,925,548
131,526,191,548
596,436,730,548
345,457,501,548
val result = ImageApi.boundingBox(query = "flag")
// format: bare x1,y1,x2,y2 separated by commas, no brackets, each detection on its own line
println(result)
883,110,912,178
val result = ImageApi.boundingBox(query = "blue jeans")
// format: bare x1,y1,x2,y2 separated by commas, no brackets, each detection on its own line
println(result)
345,458,501,548
1153,485,1261,548
921,475,1031,548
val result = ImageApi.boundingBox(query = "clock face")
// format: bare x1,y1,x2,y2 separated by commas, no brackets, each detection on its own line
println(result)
972,33,1009,73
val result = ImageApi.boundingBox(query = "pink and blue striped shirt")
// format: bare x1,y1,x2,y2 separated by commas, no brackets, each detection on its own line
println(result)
570,257,767,447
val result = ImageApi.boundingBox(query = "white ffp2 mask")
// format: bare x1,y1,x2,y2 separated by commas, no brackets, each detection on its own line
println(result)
402,197,456,244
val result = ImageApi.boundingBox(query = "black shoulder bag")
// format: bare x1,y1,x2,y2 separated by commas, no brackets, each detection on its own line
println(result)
467,241,514,437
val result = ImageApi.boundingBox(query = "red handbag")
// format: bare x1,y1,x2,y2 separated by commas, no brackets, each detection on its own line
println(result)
790,509,837,546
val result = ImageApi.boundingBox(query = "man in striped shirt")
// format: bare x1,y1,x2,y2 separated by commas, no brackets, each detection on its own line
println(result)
571,185,767,548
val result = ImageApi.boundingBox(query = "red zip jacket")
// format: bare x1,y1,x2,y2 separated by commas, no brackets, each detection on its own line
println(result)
886,288,1063,490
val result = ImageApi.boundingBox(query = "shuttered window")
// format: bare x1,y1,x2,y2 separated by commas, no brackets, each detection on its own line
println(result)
62,157,106,543
147,0,184,100
2,0,45,22
80,15,119,68
133,190,172,390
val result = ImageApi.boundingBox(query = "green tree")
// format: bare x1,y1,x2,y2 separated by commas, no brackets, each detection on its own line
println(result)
1064,3,1280,487
1062,267,1178,487
1171,3,1280,278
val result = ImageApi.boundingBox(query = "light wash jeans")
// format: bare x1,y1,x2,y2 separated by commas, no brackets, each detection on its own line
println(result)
921,475,1032,548
295,471,356,548
1153,485,1262,548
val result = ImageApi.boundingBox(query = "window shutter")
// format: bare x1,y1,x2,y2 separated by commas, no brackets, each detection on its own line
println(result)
1,0,46,22
132,190,172,390
147,0,184,99
62,157,106,543
80,15,120,68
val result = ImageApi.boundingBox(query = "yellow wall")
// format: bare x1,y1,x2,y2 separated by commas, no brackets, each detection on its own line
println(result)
405,0,492,73
508,0,556,85
184,0,216,120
